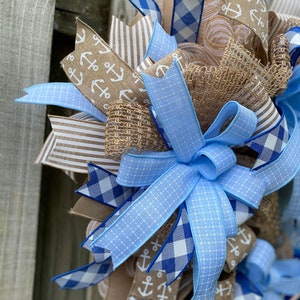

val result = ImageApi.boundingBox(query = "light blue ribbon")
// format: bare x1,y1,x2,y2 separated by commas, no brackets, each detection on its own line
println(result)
144,21,177,62
90,62,266,299
15,82,107,122
240,238,300,299
88,62,300,299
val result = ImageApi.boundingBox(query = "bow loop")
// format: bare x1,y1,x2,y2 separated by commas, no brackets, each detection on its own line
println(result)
191,142,236,180
204,100,257,145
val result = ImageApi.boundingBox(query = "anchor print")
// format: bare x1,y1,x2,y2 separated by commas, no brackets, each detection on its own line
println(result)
76,28,86,44
104,62,124,82
137,275,153,297
91,79,110,99
157,282,172,300
137,248,150,272
67,68,83,86
216,283,232,296
93,34,111,54
172,52,184,70
238,226,252,245
249,9,264,27
151,239,161,252
226,237,240,256
221,3,242,18
119,89,137,103
80,51,99,71
155,64,169,77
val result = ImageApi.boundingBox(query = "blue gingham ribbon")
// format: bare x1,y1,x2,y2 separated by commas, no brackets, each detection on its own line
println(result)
239,239,300,299
131,0,204,43
171,0,204,43
53,185,145,288
52,260,113,289
286,26,300,67
246,113,289,170
129,0,162,23
76,163,134,207
15,82,106,122
148,203,194,284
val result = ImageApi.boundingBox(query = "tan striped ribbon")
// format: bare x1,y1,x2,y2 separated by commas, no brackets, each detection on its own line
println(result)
269,11,300,45
269,0,300,16
61,18,149,114
36,114,119,174
109,14,153,69
71,196,114,222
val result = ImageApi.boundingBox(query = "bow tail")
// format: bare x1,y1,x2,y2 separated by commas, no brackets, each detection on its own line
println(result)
147,203,195,284
91,163,200,269
186,178,226,299
52,260,113,289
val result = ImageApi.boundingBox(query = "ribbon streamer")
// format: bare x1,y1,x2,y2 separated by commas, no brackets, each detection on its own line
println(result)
286,26,300,67
37,114,119,174
109,14,154,69
129,0,162,24
61,18,149,113
16,82,106,122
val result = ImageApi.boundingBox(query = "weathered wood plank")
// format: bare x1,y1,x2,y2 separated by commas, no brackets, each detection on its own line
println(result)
0,1,55,300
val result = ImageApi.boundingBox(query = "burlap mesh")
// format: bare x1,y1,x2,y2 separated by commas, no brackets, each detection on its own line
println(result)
105,100,167,161
246,192,281,246
221,37,291,98
183,62,270,133
267,33,293,96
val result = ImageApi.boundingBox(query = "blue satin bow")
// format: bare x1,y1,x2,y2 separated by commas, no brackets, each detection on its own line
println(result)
90,62,271,299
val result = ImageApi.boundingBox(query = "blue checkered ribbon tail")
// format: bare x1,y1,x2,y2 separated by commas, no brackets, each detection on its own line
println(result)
246,115,289,170
171,0,204,43
83,188,146,262
52,260,113,289
129,0,162,23
147,203,194,284
76,162,135,208
286,26,300,67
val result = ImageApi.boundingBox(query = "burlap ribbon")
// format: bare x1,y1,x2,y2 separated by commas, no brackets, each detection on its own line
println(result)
224,224,256,273
61,18,149,113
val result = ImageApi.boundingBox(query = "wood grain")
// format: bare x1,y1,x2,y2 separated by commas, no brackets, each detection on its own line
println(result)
0,1,55,300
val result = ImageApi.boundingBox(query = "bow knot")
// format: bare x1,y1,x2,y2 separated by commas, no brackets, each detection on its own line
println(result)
190,142,236,180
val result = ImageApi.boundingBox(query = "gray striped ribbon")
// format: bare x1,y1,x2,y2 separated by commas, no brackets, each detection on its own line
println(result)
254,96,281,136
109,14,153,69
270,0,300,16
36,112,119,174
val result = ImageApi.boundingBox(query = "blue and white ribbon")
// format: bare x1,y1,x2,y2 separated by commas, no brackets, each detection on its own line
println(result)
76,163,134,207
286,26,300,67
238,238,300,299
144,21,177,62
171,0,204,43
129,0,162,23
130,0,204,43
15,82,106,122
